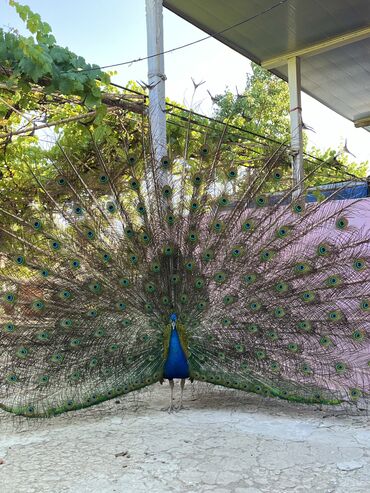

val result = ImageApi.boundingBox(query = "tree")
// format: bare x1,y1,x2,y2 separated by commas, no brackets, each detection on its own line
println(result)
1,1,110,108
213,63,291,143
212,63,368,182
0,0,367,217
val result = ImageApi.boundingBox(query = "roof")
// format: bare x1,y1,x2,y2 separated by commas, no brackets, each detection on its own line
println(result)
163,0,370,131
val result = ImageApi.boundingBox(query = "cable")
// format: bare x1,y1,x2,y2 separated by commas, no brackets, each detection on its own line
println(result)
109,82,354,169
64,0,288,73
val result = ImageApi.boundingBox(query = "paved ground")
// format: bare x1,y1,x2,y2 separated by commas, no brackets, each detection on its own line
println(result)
0,383,369,493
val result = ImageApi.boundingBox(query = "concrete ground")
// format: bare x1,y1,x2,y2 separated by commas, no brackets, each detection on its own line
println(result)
0,383,369,493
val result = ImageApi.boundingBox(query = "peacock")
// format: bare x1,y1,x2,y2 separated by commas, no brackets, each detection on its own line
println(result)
0,112,370,418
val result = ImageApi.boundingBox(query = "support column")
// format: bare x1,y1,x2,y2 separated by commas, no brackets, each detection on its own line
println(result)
145,0,167,168
287,56,304,197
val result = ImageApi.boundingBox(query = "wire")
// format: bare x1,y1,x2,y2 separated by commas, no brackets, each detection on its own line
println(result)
65,0,288,73
106,82,351,169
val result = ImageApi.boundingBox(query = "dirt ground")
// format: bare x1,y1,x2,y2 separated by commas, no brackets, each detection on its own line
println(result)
0,382,369,493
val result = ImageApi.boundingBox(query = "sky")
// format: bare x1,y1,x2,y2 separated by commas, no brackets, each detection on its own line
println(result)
1,0,370,166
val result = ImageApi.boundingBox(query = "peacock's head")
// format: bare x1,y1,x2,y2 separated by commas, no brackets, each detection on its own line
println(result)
170,313,177,322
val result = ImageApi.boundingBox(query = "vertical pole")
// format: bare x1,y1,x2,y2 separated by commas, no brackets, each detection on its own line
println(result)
145,0,167,174
288,56,304,197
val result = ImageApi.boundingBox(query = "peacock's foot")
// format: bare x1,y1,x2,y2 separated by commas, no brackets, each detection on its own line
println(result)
161,404,175,413
174,403,189,412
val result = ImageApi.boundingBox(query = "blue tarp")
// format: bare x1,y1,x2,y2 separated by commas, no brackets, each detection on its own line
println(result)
306,182,368,202
267,181,368,206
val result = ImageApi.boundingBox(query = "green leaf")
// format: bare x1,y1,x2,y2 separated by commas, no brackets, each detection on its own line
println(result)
100,72,111,85
93,124,108,143
94,104,108,125
85,94,100,109
14,4,28,22
27,13,41,34
90,84,102,98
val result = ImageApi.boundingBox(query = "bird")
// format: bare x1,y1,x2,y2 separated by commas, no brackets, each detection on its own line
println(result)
161,313,191,412
207,89,219,105
0,118,369,419
302,121,316,133
342,138,357,159
191,78,205,91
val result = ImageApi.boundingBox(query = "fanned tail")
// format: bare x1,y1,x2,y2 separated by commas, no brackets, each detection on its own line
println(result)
1,113,369,416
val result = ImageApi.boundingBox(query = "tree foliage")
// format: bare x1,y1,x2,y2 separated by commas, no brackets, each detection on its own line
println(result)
0,3,367,221
1,1,109,108
214,64,291,142
213,63,368,181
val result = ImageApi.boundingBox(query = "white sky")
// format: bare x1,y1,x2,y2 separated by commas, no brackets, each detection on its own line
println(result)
1,0,370,166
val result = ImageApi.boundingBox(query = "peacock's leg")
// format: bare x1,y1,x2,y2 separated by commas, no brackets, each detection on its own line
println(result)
169,379,175,412
176,378,186,411
161,379,175,413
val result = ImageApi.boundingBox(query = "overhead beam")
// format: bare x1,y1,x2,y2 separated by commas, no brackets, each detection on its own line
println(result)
354,115,370,128
262,25,370,69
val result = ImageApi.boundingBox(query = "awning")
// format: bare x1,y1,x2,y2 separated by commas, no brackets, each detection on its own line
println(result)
163,0,370,131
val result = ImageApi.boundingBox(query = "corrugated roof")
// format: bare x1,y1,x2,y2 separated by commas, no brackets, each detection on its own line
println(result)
163,0,370,131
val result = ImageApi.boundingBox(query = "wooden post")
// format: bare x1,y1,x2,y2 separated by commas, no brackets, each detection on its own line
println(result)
145,0,167,170
288,56,304,197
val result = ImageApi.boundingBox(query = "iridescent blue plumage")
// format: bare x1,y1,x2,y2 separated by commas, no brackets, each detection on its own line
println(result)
164,314,189,380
